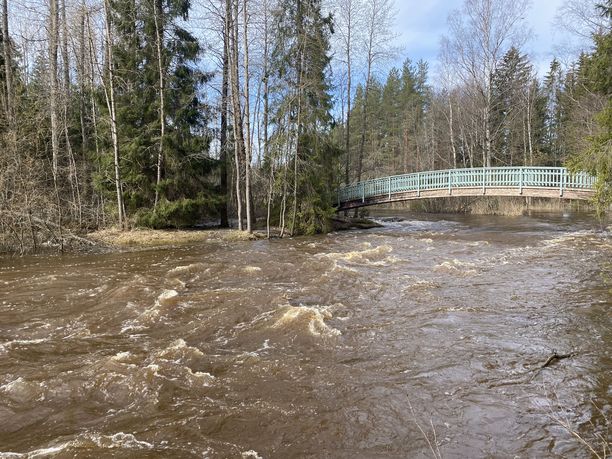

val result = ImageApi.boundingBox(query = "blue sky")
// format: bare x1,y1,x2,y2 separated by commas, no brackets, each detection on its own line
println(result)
392,0,590,79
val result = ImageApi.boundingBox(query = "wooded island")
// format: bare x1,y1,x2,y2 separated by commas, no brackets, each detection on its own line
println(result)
0,0,610,253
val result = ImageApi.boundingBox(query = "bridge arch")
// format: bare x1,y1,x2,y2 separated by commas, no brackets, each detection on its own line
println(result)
336,167,596,211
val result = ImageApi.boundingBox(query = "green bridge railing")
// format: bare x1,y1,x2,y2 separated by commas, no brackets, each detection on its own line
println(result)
337,166,596,206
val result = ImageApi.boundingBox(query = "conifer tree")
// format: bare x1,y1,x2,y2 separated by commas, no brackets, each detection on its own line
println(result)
567,1,612,218
271,0,338,234
98,0,215,228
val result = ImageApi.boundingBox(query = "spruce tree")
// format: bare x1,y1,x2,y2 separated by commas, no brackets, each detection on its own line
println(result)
271,0,338,234
96,0,215,228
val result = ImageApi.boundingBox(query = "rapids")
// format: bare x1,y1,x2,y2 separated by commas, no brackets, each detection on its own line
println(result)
0,211,610,458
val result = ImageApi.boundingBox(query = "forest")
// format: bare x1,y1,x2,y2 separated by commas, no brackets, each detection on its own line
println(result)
0,0,610,252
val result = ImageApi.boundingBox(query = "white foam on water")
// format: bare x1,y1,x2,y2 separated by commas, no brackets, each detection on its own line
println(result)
167,263,206,277
0,339,48,355
136,289,181,323
184,368,215,386
434,259,477,276
317,244,396,267
0,377,43,403
241,450,263,459
90,432,154,449
542,230,612,251
403,279,440,292
110,351,137,363
243,266,262,273
155,338,204,362
0,432,155,458
120,322,147,334
156,289,180,306
271,305,341,337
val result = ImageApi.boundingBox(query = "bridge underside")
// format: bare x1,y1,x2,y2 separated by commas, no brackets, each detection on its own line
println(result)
337,187,594,211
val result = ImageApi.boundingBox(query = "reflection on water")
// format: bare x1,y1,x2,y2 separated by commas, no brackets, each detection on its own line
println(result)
0,212,610,458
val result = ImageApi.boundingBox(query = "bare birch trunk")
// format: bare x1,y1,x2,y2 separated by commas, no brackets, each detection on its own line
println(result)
49,0,60,182
227,0,244,230
242,0,252,233
262,2,272,238
153,0,165,209
344,11,352,186
103,0,125,229
219,0,230,228
484,85,492,167
2,0,13,123
448,97,457,168
526,88,534,166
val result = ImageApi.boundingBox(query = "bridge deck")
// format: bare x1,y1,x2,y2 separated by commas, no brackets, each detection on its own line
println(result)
337,167,596,211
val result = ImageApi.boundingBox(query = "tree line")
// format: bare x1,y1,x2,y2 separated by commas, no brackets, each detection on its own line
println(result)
0,0,609,252
338,0,611,216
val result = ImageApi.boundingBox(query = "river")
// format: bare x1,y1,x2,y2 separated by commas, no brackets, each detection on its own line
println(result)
0,212,610,458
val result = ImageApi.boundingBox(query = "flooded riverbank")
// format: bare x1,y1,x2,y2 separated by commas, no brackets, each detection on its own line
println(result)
0,212,610,458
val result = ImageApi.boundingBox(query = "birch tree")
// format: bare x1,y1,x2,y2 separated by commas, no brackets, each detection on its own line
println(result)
355,0,395,185
441,0,530,167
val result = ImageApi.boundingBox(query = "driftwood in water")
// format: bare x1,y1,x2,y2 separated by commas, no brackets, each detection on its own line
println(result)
539,351,573,370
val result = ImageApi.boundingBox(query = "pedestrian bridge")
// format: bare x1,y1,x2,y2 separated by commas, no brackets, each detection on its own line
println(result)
336,166,596,211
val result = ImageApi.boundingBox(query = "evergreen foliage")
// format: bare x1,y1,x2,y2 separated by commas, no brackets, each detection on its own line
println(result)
270,0,339,234
567,3,612,217
98,0,215,225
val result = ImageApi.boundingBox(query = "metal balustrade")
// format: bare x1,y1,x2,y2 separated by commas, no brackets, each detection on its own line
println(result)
337,167,596,208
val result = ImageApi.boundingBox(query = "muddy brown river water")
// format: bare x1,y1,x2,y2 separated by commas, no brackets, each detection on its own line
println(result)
0,212,610,458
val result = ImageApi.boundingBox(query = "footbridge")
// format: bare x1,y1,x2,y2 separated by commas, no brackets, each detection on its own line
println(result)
336,166,596,211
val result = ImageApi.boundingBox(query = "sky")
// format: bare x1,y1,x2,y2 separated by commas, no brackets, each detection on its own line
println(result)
391,0,591,81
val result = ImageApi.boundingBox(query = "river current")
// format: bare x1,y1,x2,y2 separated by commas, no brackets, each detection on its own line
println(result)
0,212,610,458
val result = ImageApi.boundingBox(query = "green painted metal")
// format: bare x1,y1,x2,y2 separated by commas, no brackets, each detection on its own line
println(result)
337,167,596,206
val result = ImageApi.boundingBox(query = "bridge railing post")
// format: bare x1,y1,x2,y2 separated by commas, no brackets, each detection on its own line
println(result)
417,172,420,197
482,168,486,195
388,176,391,199
448,170,452,195
361,182,365,203
560,168,564,197
519,168,523,194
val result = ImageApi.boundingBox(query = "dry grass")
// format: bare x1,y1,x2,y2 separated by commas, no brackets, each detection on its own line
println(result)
469,197,525,216
88,227,261,248
387,196,594,216
537,388,610,459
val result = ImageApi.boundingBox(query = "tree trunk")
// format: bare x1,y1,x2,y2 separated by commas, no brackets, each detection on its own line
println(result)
242,0,252,233
219,0,230,228
153,0,166,210
227,0,244,230
344,10,352,186
262,2,271,238
103,0,125,229
291,0,305,235
484,80,492,167
526,87,534,166
49,0,60,182
448,96,457,168
78,2,88,154
61,0,70,94
2,0,13,123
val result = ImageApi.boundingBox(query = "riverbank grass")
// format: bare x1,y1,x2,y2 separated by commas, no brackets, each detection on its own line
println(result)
88,228,261,248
